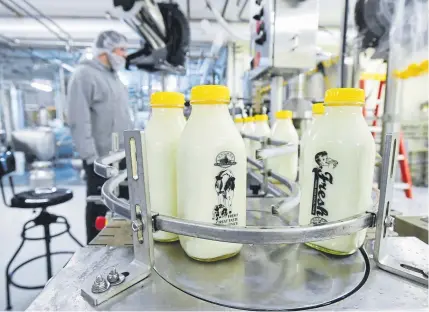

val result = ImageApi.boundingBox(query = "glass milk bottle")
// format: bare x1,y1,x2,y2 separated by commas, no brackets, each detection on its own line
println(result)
299,103,325,182
145,92,186,242
234,117,244,132
299,88,375,256
242,117,255,163
252,114,270,163
177,85,247,261
268,110,299,182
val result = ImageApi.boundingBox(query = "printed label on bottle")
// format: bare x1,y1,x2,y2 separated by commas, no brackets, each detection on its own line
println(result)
212,151,239,225
310,151,338,225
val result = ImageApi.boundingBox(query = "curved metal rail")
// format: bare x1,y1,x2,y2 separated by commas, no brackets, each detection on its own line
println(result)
94,150,126,178
101,169,375,245
101,170,131,219
155,212,375,244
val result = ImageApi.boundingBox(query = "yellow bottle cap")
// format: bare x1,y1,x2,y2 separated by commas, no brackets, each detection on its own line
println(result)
254,114,268,122
275,110,293,119
150,92,185,108
324,88,365,106
420,60,428,73
234,117,243,123
312,103,325,115
407,63,420,77
243,117,254,123
190,85,230,105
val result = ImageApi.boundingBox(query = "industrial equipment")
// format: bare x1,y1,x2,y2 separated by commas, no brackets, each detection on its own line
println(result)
249,0,318,79
25,130,428,311
112,0,190,74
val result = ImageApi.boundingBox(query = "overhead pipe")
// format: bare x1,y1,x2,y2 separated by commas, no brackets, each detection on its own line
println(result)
21,0,73,39
7,0,73,49
205,0,248,41
0,0,23,17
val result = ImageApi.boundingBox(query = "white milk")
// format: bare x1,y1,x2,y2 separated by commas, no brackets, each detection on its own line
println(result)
234,117,244,132
177,85,247,261
252,114,270,162
242,117,255,162
299,88,375,255
145,92,186,242
268,110,299,182
298,103,325,182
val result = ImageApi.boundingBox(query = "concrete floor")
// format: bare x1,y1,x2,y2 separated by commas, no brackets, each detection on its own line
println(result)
0,184,427,311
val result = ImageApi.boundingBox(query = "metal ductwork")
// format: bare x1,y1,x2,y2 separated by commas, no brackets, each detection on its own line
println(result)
113,0,190,74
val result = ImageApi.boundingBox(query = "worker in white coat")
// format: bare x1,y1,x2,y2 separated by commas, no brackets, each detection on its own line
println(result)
67,30,132,244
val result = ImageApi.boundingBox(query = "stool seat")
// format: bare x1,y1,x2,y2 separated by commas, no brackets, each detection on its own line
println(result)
11,187,73,209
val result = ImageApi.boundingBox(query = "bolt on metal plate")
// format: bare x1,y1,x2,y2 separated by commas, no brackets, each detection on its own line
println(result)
107,267,126,286
91,275,110,294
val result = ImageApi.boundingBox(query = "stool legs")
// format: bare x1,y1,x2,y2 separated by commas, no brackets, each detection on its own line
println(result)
5,220,31,310
4,212,82,310
43,223,53,280
57,216,83,248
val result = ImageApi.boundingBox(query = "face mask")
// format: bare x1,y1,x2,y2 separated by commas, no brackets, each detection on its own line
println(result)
107,53,126,72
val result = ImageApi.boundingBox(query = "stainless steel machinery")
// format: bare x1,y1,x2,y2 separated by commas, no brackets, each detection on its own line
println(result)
26,130,428,311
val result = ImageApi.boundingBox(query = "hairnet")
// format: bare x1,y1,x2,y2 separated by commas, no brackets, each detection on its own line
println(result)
92,30,128,56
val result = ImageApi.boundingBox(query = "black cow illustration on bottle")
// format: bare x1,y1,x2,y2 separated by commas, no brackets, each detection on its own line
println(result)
213,170,235,221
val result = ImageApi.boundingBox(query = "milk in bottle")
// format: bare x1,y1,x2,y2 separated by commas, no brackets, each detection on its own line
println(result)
242,116,255,162
234,117,244,132
145,92,186,242
299,103,325,182
177,85,247,261
268,110,299,182
299,88,375,255
252,114,270,162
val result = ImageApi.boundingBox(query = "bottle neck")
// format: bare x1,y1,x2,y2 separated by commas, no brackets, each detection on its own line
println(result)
151,107,184,119
276,118,293,125
325,105,362,117
190,104,230,119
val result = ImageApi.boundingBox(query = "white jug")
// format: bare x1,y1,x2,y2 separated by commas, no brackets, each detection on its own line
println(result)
299,103,325,182
177,85,247,261
145,92,186,242
234,117,244,132
242,116,255,164
299,88,375,255
268,110,299,182
252,114,270,163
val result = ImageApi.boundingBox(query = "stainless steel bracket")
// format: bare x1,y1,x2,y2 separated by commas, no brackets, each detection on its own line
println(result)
373,133,428,285
80,131,152,306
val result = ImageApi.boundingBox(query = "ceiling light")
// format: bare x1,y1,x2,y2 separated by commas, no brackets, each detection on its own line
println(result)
31,81,53,92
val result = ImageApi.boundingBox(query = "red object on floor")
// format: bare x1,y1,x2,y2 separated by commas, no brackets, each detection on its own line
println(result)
398,133,413,199
95,216,107,231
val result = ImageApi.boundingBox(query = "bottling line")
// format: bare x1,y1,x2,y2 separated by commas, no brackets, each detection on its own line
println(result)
25,129,428,311
1,0,426,310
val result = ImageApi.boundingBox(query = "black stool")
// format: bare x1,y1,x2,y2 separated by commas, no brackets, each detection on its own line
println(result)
0,150,82,310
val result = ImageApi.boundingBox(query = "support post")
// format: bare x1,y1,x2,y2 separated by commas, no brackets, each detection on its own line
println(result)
269,76,284,125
